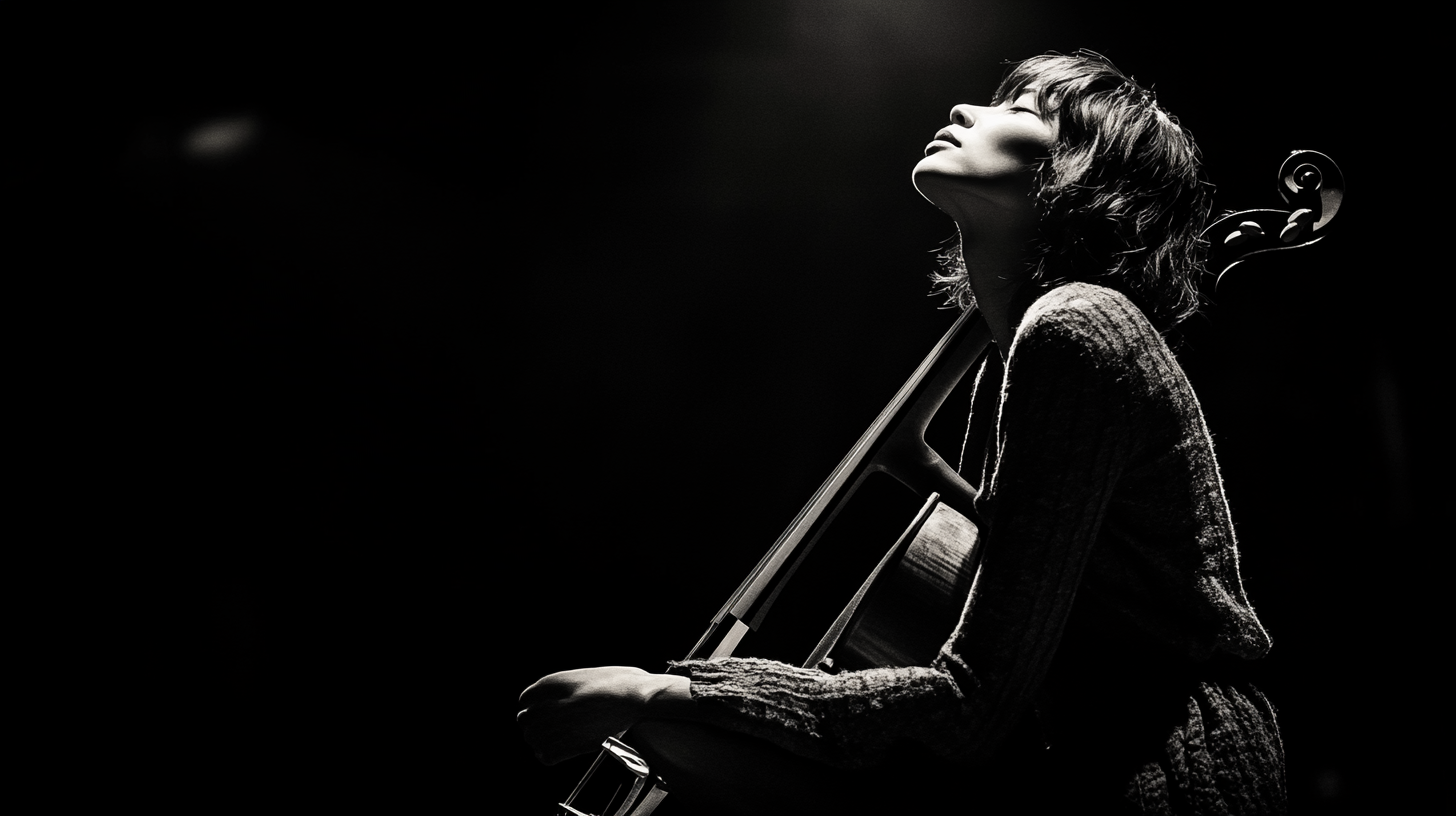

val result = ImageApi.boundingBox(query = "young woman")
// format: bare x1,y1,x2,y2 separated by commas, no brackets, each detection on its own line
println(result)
519,52,1286,814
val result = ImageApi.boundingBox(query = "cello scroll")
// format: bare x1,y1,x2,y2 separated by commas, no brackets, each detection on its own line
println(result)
1202,149,1344,284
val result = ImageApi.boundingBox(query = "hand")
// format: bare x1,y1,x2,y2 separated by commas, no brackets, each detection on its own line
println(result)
517,666,690,765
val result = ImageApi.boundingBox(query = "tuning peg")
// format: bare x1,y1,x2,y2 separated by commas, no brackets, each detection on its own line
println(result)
1280,208,1314,243
1223,220,1265,246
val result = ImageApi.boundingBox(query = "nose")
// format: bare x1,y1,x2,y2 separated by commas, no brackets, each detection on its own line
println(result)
950,104,978,127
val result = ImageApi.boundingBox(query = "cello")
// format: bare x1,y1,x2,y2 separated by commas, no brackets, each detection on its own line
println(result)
553,149,1344,816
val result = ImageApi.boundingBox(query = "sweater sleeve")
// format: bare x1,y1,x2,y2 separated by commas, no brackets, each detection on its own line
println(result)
671,286,1146,768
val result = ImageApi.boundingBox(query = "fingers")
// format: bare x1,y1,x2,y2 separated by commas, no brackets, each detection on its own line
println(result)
517,670,581,710
516,667,654,766
517,681,595,765
517,667,586,707
518,666,648,706
517,677,554,707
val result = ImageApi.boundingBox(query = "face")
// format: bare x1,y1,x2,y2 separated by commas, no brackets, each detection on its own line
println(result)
912,90,1057,221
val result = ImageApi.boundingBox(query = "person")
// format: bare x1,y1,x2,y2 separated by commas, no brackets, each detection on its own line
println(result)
518,51,1286,815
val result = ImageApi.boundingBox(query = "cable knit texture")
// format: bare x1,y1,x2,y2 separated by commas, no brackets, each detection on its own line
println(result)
671,283,1284,813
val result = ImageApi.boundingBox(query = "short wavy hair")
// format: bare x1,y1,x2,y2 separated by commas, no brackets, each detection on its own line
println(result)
932,51,1212,331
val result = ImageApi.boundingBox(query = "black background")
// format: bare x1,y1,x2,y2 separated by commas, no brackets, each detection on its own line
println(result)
77,3,1430,812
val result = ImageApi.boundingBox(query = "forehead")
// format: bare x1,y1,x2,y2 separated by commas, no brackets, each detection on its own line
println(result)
995,63,1040,97
994,58,1088,108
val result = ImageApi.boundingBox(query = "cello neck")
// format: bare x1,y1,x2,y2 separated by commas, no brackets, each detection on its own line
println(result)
688,307,994,661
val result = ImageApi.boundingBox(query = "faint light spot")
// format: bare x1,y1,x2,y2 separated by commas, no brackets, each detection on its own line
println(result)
1314,767,1343,800
183,114,260,160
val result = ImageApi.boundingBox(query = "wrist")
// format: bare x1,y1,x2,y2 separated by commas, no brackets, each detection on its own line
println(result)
641,673,696,719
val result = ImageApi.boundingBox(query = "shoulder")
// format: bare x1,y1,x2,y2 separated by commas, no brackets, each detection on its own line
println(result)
1010,282,1163,369
1019,282,1156,342
1009,282,1204,440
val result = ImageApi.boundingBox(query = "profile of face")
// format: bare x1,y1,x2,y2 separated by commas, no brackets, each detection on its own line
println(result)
912,90,1057,225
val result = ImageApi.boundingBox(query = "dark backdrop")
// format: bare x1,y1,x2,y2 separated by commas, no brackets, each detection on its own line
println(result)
84,3,1427,812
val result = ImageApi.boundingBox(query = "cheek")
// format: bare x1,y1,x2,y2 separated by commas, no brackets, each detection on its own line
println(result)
995,128,1055,167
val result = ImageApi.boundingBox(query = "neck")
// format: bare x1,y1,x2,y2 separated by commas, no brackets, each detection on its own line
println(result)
952,219,1038,351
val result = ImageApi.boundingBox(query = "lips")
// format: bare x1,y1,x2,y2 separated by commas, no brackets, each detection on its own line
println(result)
924,128,960,156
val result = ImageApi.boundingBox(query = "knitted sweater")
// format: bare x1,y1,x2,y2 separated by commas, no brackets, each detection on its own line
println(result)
671,283,1276,793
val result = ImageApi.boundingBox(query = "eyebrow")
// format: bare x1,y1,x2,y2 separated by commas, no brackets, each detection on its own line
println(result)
1004,90,1041,110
